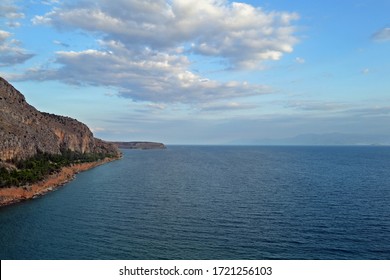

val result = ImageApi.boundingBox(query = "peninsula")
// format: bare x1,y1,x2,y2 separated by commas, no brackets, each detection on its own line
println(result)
112,141,166,150
0,77,121,207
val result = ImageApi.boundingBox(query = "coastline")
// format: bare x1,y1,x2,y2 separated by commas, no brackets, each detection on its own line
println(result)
0,156,120,208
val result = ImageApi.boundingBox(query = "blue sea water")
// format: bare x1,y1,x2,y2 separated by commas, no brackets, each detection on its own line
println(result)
0,146,389,260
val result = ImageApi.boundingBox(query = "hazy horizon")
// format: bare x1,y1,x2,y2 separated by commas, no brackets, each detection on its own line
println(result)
1,0,389,144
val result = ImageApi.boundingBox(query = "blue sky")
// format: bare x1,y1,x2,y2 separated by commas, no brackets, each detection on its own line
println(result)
1,0,389,144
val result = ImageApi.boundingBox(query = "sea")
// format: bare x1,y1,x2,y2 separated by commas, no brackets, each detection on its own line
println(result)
0,146,389,260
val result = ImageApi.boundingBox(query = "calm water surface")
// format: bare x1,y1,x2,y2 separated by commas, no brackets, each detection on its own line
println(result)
0,146,389,259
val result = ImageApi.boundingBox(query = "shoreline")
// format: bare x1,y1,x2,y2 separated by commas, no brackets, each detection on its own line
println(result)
0,156,120,208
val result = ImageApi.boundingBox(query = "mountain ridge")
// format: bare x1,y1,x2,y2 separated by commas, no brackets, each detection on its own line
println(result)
0,77,120,162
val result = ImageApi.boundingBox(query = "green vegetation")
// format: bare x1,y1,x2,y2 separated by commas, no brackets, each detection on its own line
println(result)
0,150,115,188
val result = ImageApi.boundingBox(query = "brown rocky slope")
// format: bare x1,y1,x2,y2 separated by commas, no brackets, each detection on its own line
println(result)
0,77,121,207
0,76,120,162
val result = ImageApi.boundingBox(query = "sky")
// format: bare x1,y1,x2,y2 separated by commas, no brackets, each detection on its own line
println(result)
0,0,389,144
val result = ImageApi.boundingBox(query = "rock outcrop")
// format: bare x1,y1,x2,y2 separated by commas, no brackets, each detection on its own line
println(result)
0,77,120,162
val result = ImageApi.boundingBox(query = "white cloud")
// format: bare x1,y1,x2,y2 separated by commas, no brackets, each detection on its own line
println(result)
31,15,51,25
372,27,390,42
0,30,10,41
295,57,305,64
33,0,299,70
285,100,348,112
0,1,25,29
146,103,167,111
53,40,70,48
0,30,34,66
6,21,21,28
41,0,60,5
0,1,33,66
21,0,300,105
15,40,272,103
201,102,257,111
0,2,24,19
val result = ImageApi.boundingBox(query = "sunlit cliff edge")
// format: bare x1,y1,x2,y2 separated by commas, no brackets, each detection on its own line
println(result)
0,77,120,162
0,77,121,206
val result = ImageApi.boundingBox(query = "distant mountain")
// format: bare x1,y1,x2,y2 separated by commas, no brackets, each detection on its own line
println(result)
0,77,120,162
235,133,390,146
111,141,166,150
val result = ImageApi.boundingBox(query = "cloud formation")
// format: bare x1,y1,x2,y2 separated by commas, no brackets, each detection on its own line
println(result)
23,0,300,104
285,100,348,112
0,30,34,66
0,1,24,19
201,102,257,111
53,40,70,48
295,57,305,64
372,27,390,42
17,40,272,103
0,1,34,66
33,0,299,69
0,1,25,28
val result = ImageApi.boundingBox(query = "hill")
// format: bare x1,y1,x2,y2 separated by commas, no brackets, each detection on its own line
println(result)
0,77,121,205
0,77,120,162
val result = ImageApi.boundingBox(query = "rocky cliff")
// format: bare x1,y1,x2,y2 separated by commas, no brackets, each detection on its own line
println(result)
0,77,120,162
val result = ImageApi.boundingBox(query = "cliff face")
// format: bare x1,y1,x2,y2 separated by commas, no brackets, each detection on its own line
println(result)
0,77,120,162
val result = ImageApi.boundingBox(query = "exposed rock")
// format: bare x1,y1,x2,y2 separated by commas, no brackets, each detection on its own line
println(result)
0,76,120,162
111,141,166,150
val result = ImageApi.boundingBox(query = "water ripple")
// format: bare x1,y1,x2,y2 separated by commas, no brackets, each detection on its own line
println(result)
1,146,390,259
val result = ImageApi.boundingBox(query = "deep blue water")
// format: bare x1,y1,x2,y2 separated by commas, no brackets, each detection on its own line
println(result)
1,146,389,260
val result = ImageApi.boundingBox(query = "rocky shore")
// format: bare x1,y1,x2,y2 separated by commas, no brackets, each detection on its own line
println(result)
0,156,119,208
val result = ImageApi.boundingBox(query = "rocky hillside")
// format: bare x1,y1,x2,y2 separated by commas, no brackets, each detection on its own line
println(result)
0,77,120,162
